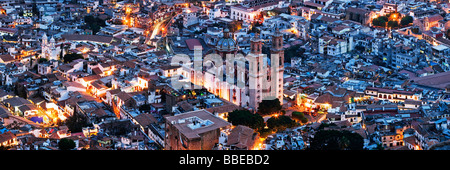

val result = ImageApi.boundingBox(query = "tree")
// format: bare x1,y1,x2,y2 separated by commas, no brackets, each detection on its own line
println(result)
387,20,399,28
317,122,337,130
63,53,83,63
372,18,386,27
411,27,420,34
227,109,265,131
309,130,364,150
372,16,388,27
175,18,184,36
139,104,151,112
65,113,89,133
284,44,305,62
400,16,413,26
32,0,40,18
38,58,48,63
58,138,76,150
446,29,450,39
83,15,108,35
257,99,282,116
14,82,27,99
60,43,65,60
258,128,273,138
291,111,308,124
266,115,297,131
103,119,136,136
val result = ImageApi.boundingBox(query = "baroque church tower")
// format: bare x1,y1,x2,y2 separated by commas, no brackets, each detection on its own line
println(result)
270,27,284,104
247,29,284,111
181,27,284,112
41,33,61,61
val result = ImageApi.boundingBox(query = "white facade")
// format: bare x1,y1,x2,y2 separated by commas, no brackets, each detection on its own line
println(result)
179,32,284,111
183,9,198,28
41,33,61,61
230,5,258,23
208,8,222,20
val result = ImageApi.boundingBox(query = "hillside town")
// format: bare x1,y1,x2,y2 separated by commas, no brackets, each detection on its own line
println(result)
0,0,449,150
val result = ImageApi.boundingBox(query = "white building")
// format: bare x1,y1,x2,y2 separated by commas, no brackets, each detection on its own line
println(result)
208,8,222,20
41,33,61,61
183,7,200,28
230,5,258,23
180,29,284,111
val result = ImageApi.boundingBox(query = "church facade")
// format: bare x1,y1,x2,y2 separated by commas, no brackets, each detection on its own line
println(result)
180,28,284,112
41,33,62,61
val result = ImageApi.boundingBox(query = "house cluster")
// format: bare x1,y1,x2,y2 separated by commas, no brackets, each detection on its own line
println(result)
172,0,450,150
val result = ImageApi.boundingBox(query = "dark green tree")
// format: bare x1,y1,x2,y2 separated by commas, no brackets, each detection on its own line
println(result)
14,82,27,99
83,15,107,34
266,115,297,131
175,18,184,35
63,53,84,63
139,104,151,112
387,20,399,28
372,16,388,27
291,111,308,124
65,113,89,133
446,29,450,39
411,27,420,34
32,0,40,18
59,43,65,60
257,98,282,116
317,122,337,130
258,128,273,138
284,44,305,62
309,130,364,150
38,58,48,63
400,16,413,26
58,138,76,150
227,109,265,131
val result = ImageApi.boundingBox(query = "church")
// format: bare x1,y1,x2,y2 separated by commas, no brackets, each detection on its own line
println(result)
180,28,285,112
41,33,62,61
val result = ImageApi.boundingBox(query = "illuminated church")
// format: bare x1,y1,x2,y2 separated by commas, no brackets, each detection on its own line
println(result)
181,28,284,111
41,33,61,61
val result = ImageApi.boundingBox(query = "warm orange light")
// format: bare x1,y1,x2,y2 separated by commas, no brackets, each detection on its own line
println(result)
305,102,311,108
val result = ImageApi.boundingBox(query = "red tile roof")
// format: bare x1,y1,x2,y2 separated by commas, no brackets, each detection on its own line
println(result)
185,39,202,51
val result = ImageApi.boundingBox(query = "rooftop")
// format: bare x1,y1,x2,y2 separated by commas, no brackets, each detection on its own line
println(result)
166,109,231,139
411,71,450,89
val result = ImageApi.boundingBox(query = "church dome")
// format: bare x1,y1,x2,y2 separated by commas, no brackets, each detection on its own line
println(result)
216,29,238,52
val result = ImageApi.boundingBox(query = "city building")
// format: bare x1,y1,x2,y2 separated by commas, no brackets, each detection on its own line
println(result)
164,109,231,150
